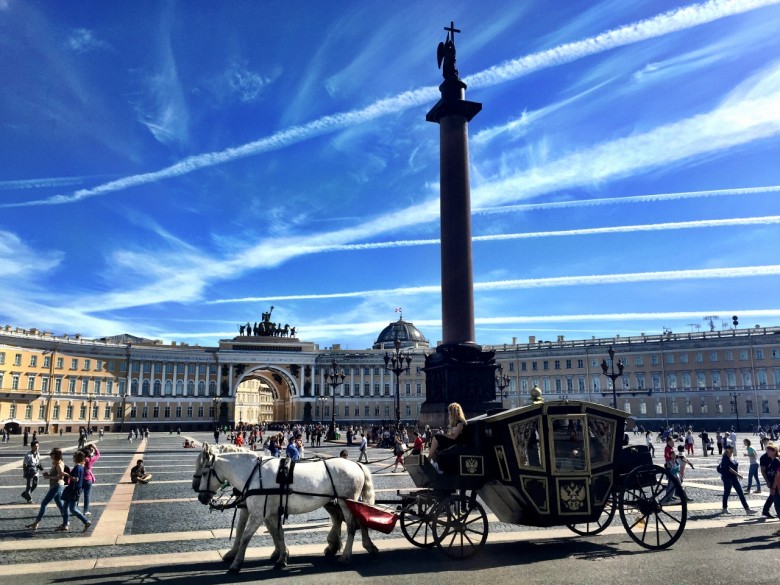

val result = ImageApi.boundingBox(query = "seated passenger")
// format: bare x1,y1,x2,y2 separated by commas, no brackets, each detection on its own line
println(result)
428,402,467,473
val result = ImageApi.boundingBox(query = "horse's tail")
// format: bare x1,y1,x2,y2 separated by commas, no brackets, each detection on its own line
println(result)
358,462,375,505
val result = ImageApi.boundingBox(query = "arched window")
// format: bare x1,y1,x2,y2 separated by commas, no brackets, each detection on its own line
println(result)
153,380,161,396
209,381,216,396
198,381,205,396
164,380,172,396
187,381,194,396
176,380,184,396
131,379,138,396
142,380,150,396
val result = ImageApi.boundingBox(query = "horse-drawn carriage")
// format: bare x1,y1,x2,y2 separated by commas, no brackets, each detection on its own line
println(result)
391,400,687,558
192,399,685,573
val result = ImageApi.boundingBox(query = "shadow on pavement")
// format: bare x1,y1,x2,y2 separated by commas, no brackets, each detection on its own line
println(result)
47,537,648,585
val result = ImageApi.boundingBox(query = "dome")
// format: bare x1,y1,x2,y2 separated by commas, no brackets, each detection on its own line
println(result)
373,318,430,350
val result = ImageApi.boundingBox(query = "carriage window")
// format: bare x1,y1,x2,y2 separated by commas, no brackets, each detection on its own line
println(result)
549,415,588,473
587,415,616,467
509,417,544,470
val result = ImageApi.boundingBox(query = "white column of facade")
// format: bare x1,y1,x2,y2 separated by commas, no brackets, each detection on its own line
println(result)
194,360,200,397
228,363,234,397
184,359,190,398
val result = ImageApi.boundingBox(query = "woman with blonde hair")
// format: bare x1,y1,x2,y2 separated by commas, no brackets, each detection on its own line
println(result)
428,403,467,472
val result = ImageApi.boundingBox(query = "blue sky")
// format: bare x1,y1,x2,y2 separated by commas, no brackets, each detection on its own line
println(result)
1,0,780,349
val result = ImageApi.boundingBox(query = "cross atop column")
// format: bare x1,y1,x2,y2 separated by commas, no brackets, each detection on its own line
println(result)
444,21,460,43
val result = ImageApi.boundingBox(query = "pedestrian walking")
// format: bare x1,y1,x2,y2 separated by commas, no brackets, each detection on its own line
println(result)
59,450,91,532
716,432,724,455
393,435,406,473
699,430,710,457
21,440,43,503
25,447,66,530
684,431,695,456
743,438,761,494
357,433,369,463
645,431,655,457
719,444,756,515
763,443,780,535
760,443,777,518
82,444,100,516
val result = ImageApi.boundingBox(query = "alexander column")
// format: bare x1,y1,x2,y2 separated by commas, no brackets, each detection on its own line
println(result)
421,22,497,426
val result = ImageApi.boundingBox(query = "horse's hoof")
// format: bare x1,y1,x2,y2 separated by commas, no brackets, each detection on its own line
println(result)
324,547,337,557
223,553,236,563
338,556,351,565
367,545,379,555
269,552,280,563
227,567,241,575
273,560,288,569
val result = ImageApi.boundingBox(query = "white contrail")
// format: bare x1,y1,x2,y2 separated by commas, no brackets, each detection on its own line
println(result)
209,264,780,303
279,214,780,253
3,0,776,208
474,185,780,215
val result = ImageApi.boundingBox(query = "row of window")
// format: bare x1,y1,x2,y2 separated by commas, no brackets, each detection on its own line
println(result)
0,352,223,376
311,382,424,397
505,348,780,372
313,403,420,418
627,398,780,416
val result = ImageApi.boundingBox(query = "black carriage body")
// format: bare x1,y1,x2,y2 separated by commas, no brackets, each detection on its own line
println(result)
472,401,640,527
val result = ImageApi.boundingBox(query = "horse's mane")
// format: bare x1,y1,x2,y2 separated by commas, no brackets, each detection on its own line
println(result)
217,443,250,453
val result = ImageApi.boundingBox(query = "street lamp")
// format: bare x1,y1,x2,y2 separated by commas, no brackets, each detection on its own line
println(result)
729,392,741,432
86,394,95,435
600,346,625,409
317,394,327,426
212,395,222,428
495,364,511,409
323,360,345,440
383,337,413,432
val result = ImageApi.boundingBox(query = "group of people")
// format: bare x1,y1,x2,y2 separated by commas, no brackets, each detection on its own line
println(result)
23,441,100,533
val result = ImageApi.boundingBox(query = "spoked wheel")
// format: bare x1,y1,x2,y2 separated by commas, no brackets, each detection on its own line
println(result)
432,493,488,559
400,494,438,548
618,464,687,549
567,495,616,536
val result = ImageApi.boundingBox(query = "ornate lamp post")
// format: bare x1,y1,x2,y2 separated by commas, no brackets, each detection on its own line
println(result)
86,394,95,435
729,392,741,432
600,346,625,409
495,364,511,409
324,360,345,440
384,337,413,432
212,395,222,427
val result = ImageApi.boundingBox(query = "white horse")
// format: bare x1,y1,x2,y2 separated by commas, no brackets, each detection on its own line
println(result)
193,443,379,574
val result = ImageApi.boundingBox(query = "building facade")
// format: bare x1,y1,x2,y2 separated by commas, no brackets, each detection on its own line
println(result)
1,321,779,434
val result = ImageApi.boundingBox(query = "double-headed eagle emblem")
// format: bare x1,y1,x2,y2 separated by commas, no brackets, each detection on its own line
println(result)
560,482,586,511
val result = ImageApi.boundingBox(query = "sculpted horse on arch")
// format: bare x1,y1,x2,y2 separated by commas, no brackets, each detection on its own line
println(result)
193,443,379,574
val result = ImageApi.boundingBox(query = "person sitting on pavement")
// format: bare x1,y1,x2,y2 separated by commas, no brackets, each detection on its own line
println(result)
130,459,152,484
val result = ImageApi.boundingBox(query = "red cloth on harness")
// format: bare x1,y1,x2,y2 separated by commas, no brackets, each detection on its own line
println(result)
345,499,398,534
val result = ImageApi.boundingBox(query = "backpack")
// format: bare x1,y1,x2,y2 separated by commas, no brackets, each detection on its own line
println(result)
63,464,71,485
716,462,724,475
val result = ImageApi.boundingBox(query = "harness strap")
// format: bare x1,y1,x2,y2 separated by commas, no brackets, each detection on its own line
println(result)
323,461,338,501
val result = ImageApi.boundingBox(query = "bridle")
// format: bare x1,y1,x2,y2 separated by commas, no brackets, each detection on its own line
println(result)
193,452,226,505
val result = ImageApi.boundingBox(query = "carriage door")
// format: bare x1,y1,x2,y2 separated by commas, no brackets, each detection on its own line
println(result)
548,414,591,517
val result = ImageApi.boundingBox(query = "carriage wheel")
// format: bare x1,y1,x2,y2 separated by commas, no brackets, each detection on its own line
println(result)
618,464,687,550
566,495,616,536
400,494,438,548
432,494,488,559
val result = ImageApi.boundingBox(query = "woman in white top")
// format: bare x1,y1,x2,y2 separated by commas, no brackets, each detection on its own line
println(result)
428,403,467,469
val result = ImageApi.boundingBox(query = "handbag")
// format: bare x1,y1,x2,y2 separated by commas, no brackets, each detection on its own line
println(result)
23,465,37,480
61,483,82,502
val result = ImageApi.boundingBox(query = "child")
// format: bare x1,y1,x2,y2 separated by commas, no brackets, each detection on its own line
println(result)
130,459,152,484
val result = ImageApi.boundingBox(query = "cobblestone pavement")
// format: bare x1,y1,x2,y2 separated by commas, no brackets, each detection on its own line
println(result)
0,429,776,573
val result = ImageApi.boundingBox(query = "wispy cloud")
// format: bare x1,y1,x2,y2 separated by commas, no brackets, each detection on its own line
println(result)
67,28,109,53
0,230,63,277
5,0,776,208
